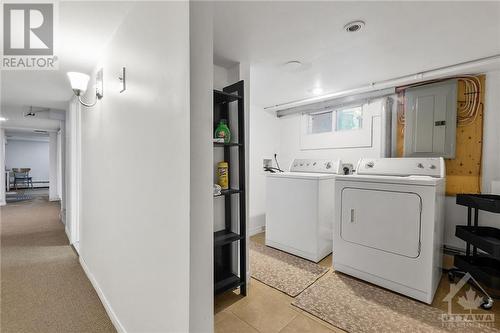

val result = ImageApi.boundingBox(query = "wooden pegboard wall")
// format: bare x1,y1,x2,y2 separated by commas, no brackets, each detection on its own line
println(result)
396,75,485,196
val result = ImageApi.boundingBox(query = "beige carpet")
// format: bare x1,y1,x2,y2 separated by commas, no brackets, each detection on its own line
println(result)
1,195,116,333
292,272,498,333
250,241,329,297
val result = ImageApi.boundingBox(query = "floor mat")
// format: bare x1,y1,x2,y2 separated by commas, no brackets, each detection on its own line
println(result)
292,272,497,333
250,241,329,297
6,188,48,203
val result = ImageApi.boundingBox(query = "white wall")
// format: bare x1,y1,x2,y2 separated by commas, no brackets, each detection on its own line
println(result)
49,132,59,200
5,139,50,183
0,129,5,205
79,3,191,332
190,1,214,332
65,98,81,245
214,65,229,90
444,70,500,249
57,130,63,201
248,82,280,235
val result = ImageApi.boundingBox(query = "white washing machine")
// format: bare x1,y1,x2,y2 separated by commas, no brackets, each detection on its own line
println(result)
266,159,342,262
333,157,446,304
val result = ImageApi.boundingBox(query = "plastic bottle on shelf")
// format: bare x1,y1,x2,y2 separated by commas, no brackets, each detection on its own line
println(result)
217,162,229,190
214,119,231,144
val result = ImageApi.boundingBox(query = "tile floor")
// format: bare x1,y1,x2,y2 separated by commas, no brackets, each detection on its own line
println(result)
214,233,500,333
215,233,341,333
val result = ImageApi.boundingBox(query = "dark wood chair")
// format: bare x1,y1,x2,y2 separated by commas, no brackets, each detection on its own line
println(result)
12,168,33,190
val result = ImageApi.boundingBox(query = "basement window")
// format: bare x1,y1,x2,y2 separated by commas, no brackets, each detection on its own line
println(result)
307,105,363,134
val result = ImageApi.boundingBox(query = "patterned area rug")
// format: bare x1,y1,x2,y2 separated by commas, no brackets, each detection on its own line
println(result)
292,272,497,333
250,241,329,297
6,188,48,203
6,192,33,203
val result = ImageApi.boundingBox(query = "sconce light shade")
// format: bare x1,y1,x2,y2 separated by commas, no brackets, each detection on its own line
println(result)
67,72,90,95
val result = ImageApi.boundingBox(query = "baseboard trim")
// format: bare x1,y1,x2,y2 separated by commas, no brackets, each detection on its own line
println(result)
65,225,71,243
249,225,265,236
79,257,126,333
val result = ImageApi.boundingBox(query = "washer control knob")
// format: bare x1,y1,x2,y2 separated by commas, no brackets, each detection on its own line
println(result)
429,164,436,169
325,162,332,169
366,161,375,168
417,163,424,169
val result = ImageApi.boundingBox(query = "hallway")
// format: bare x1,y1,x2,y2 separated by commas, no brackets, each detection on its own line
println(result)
0,196,115,333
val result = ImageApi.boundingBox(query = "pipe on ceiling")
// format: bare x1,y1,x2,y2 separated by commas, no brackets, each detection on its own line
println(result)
266,54,500,116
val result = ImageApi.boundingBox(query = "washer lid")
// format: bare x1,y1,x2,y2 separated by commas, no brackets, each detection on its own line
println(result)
267,172,337,180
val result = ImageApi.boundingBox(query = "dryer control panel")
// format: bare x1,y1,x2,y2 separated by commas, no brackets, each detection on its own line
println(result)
289,159,342,174
356,157,445,178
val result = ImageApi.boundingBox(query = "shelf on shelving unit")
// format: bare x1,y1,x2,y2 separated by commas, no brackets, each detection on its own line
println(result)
214,270,244,295
214,188,243,197
213,142,243,147
214,229,243,247
214,90,242,105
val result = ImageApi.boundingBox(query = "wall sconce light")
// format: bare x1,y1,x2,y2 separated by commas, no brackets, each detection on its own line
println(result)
67,69,104,107
119,67,126,93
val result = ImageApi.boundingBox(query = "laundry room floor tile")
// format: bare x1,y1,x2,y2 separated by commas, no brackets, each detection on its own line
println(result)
279,313,342,333
215,310,260,333
228,281,298,333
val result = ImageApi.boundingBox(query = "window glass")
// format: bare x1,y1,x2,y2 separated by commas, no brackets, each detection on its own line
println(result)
336,106,363,131
308,111,332,134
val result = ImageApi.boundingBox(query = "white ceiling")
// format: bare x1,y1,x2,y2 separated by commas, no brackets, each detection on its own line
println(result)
213,1,500,107
1,1,133,110
1,105,64,131
5,128,50,142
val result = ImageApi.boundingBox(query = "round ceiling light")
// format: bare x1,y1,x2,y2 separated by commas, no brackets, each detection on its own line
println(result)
344,20,365,33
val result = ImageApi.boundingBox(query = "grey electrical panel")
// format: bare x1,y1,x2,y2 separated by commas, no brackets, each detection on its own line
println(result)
404,80,457,159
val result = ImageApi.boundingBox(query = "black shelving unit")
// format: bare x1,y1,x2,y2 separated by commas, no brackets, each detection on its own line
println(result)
213,81,246,296
449,194,500,309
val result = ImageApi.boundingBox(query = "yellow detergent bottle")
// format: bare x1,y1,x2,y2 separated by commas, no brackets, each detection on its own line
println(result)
217,162,229,190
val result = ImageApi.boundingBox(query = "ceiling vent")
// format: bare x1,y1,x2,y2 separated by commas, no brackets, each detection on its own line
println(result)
344,20,365,33
25,106,37,117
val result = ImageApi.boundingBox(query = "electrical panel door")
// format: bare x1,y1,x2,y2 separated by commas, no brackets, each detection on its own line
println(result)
404,80,457,159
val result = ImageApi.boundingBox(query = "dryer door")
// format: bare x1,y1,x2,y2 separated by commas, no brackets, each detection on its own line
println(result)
341,188,422,258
